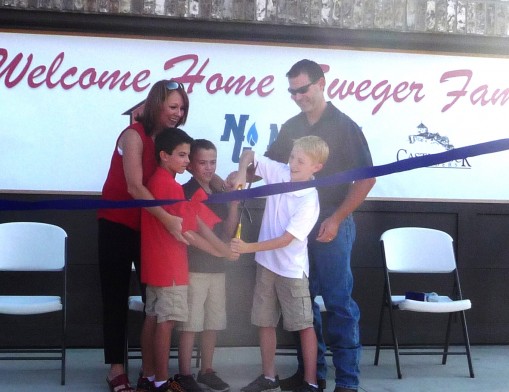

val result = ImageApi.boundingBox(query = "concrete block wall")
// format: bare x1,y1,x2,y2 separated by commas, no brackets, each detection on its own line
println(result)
2,0,509,37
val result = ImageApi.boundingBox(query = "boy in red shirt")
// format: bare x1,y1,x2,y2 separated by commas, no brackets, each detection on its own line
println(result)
139,128,238,392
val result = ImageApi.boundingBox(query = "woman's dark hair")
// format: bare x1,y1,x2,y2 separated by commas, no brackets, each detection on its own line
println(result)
135,79,189,136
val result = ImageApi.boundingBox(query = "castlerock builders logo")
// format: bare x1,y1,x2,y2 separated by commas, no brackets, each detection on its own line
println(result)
396,122,471,169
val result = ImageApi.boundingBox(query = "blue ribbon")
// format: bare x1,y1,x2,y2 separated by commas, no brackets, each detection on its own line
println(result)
1,138,508,211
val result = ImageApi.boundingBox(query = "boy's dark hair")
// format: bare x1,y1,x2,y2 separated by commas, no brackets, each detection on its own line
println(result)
190,139,217,161
155,127,194,162
286,59,325,82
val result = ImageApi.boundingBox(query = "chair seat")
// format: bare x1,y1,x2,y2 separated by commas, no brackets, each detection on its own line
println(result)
128,295,144,312
392,295,471,313
0,295,62,315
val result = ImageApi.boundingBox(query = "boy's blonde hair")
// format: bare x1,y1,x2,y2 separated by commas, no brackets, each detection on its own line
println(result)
293,135,329,165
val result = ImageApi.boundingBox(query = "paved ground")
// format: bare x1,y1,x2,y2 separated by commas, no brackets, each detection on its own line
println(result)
0,345,507,392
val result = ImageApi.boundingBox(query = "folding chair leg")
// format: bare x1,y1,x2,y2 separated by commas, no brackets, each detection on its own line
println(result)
195,346,201,368
124,332,129,374
460,311,475,378
374,288,402,379
61,346,66,385
442,312,453,365
388,305,402,379
374,299,386,365
61,310,67,385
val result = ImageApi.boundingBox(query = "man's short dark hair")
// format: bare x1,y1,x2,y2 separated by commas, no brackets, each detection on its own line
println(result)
286,59,325,82
155,127,193,162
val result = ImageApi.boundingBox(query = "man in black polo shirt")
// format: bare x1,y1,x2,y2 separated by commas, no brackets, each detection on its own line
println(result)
266,59,375,392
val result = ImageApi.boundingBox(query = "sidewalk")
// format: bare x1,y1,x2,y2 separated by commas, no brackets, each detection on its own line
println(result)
0,345,507,392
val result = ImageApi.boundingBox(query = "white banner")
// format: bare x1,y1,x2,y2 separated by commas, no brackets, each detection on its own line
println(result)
1,31,508,200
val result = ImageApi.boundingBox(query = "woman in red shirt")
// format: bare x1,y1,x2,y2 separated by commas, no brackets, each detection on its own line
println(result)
98,79,190,392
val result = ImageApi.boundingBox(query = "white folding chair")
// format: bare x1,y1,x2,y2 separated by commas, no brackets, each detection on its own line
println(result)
0,222,67,385
374,227,474,379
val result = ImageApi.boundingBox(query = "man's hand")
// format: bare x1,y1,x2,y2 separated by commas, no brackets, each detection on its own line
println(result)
316,215,340,243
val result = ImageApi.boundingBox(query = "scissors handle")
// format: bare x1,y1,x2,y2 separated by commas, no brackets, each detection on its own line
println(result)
234,184,244,239
235,223,242,239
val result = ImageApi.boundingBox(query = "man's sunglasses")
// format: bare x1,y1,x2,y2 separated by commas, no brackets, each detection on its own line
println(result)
288,80,317,96
166,81,184,91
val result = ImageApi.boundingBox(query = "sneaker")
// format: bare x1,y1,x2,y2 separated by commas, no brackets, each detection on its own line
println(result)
174,374,204,392
153,378,187,392
197,369,230,392
293,383,320,392
136,375,154,392
241,375,281,392
279,372,303,391
168,379,188,392
150,378,173,392
280,371,326,391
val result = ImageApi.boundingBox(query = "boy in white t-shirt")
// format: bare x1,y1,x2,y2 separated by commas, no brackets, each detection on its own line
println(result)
231,136,329,392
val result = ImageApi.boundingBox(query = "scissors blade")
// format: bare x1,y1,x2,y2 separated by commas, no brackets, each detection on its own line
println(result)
235,163,257,238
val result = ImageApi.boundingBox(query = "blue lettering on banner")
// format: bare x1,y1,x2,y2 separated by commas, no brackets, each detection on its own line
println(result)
220,114,269,163
220,114,249,163
268,123,279,150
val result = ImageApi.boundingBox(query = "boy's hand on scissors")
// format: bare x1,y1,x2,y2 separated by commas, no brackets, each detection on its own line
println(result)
231,238,249,254
226,249,240,261
226,170,246,191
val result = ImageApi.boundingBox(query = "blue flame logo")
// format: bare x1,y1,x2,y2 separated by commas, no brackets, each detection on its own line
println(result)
246,123,258,147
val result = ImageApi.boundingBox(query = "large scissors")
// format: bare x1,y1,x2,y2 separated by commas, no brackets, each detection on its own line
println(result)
234,163,258,239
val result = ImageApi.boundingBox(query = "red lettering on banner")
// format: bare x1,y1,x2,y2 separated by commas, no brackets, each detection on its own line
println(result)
470,84,509,106
165,54,207,93
79,68,95,89
28,64,46,88
207,73,262,95
47,52,64,88
440,69,509,111
3,47,509,114
440,69,471,111
354,80,372,100
60,67,79,89
327,75,425,115
329,79,354,99
207,74,225,93
0,49,150,91
488,88,509,105
164,54,274,97
0,50,31,87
